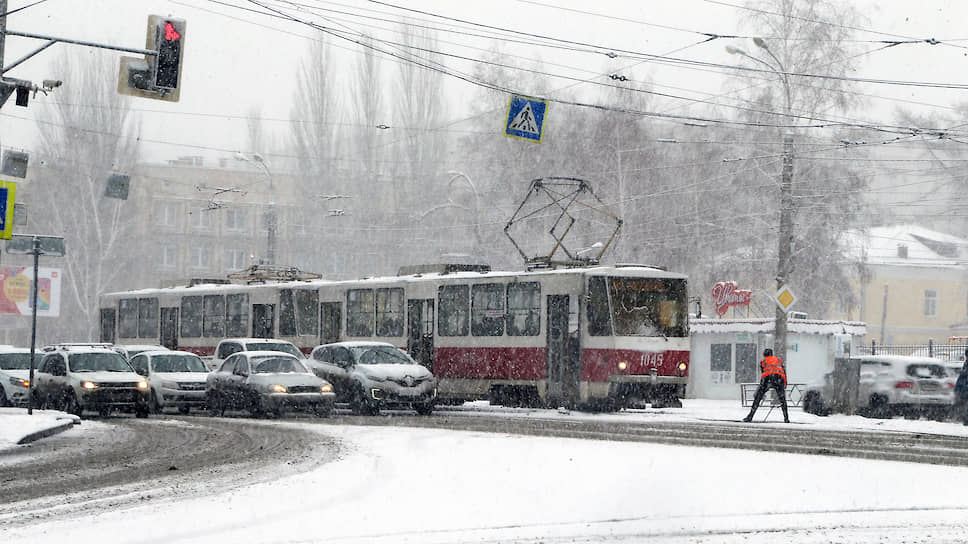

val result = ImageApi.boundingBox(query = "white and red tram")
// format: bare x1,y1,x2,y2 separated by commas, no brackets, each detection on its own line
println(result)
99,263,690,409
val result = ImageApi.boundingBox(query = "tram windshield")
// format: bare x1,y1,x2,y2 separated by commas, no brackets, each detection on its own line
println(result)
587,276,688,337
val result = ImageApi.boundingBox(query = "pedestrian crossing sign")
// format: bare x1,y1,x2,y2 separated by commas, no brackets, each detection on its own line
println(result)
0,181,16,240
505,94,548,143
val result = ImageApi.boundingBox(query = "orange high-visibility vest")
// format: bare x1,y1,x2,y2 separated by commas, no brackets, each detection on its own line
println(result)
760,355,786,385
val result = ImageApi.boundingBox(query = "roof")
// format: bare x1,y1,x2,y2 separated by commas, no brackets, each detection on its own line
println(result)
842,224,968,268
690,318,867,336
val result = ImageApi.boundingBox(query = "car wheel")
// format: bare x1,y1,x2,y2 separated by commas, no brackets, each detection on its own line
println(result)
135,403,150,418
350,385,378,416
150,391,163,414
178,405,191,415
414,402,434,416
63,391,83,417
868,394,891,419
249,395,268,418
314,404,331,418
0,386,9,407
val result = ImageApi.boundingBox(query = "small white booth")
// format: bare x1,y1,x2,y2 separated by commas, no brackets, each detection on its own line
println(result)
687,318,867,400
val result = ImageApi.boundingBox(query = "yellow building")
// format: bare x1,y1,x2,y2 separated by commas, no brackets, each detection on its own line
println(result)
842,225,968,345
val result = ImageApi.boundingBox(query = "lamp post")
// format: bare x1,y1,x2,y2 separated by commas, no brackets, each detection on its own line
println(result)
727,40,795,366
235,152,276,265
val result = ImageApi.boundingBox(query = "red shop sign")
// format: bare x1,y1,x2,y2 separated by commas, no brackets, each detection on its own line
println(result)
712,281,752,317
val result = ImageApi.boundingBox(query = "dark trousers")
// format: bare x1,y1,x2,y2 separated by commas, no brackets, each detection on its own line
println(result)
746,374,789,421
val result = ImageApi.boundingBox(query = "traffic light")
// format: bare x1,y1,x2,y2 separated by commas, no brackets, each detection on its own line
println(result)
117,15,185,102
153,18,185,90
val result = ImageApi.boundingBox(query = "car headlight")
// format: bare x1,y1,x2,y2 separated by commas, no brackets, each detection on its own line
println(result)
81,381,98,390
9,377,28,388
321,384,333,393
137,380,149,391
271,384,287,393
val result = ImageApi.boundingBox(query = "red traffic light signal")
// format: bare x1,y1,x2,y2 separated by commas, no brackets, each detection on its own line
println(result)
154,19,185,90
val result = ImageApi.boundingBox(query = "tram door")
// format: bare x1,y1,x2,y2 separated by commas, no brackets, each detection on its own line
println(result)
407,299,434,371
99,308,116,344
319,302,342,345
252,304,275,338
160,308,179,350
546,295,580,406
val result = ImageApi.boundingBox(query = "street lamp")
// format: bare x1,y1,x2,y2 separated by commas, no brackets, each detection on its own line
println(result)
235,152,276,265
727,40,796,366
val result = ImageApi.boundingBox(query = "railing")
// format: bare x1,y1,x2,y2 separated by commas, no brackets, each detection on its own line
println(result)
859,339,968,361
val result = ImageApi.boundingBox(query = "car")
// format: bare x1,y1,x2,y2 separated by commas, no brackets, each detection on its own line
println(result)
0,346,41,407
304,341,437,416
33,343,150,418
129,350,209,414
857,355,954,420
113,344,169,361
205,351,335,418
207,338,304,370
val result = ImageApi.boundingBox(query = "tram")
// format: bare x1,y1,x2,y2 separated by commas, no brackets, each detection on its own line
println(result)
99,263,690,410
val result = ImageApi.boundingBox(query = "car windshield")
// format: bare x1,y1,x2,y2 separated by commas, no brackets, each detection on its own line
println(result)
351,345,414,365
69,352,133,372
152,354,208,373
252,356,307,374
245,342,301,358
0,352,39,370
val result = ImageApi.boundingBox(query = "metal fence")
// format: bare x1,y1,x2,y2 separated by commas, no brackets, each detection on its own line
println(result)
857,339,968,361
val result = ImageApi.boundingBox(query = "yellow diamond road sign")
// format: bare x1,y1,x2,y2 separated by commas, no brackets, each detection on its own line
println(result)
775,285,797,312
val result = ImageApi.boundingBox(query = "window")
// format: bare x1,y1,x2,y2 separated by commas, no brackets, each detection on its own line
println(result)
138,298,159,338
226,293,248,337
226,208,247,232
190,247,212,269
710,344,732,372
586,277,612,336
156,201,178,228
925,289,938,318
159,246,177,268
376,288,404,337
588,277,688,338
190,206,213,229
119,298,138,338
507,282,540,336
472,283,505,336
438,284,469,336
280,289,319,336
203,295,225,337
347,289,375,337
226,249,247,271
180,296,203,338
735,343,759,383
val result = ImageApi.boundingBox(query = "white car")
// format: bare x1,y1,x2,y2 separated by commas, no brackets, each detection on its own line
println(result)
129,350,209,414
113,344,169,361
858,355,954,419
0,346,40,407
207,338,303,370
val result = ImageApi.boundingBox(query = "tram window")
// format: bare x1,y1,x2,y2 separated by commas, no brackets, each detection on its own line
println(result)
138,298,159,338
280,290,296,336
609,278,689,337
226,293,248,337
438,284,469,336
347,289,375,337
119,298,138,338
586,277,612,336
376,288,404,337
507,282,540,336
181,296,203,338
296,290,319,336
472,283,505,336
203,295,225,337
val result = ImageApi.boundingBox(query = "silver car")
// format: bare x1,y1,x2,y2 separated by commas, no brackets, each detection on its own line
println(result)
858,355,954,419
305,341,437,416
0,346,40,407
206,351,335,418
129,350,209,414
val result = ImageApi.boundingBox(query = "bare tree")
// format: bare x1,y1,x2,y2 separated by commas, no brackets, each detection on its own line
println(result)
23,49,140,342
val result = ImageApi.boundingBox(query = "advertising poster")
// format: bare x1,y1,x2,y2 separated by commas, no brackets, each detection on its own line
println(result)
0,267,61,316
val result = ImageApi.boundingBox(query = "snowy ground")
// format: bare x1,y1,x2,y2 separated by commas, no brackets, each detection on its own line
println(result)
3,401,968,543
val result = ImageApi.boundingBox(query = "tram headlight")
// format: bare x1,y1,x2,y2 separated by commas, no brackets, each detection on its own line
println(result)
617,361,628,371
677,362,688,375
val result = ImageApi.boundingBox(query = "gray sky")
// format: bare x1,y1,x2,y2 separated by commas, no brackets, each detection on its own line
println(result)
2,0,968,164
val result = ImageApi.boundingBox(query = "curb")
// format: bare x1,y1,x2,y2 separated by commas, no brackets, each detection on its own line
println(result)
16,418,80,445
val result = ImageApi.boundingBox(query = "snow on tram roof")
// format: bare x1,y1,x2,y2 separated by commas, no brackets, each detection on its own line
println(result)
103,264,685,297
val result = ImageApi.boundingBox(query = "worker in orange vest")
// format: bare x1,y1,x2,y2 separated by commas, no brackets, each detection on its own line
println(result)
743,348,789,423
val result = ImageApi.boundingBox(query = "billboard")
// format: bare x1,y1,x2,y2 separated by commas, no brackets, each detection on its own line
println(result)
0,267,61,316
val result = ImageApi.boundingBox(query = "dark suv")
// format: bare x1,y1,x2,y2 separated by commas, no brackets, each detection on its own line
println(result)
33,344,150,418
